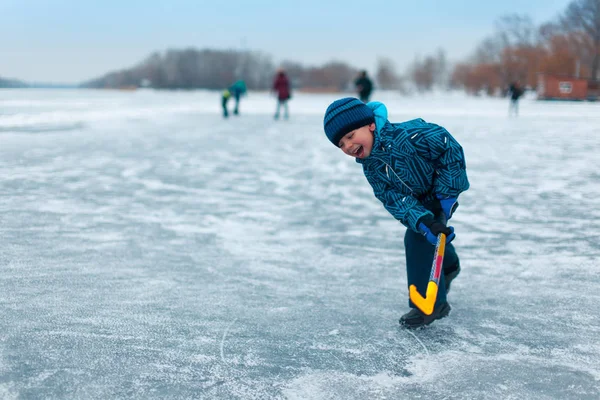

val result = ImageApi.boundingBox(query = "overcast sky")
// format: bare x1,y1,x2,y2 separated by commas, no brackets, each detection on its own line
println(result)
1,0,573,83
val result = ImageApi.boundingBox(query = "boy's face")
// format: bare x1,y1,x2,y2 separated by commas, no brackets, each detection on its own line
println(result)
338,123,375,159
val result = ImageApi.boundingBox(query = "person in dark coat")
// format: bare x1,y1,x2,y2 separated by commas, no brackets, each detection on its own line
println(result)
354,70,373,103
272,69,291,120
323,98,470,329
508,81,524,116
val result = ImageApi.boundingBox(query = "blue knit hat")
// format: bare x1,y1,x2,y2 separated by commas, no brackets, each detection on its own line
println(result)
323,97,375,146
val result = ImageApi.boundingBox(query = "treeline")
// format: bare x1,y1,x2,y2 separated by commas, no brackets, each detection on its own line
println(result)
82,0,598,95
0,77,27,88
450,0,600,94
81,46,448,92
84,49,273,90
0,76,78,88
82,49,369,91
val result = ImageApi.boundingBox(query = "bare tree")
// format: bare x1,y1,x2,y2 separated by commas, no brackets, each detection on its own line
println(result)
328,62,359,90
239,51,274,89
561,0,600,79
434,49,449,88
471,14,542,89
407,50,449,92
538,22,562,43
495,14,537,48
473,36,504,64
375,58,399,89
448,3,600,95
410,56,436,92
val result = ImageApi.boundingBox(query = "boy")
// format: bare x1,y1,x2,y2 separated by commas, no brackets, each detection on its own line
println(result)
323,97,469,329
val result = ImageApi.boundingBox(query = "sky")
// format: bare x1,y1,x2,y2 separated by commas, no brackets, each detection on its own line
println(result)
0,0,574,84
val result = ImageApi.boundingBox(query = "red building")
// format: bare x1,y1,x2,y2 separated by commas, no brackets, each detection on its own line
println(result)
537,73,598,101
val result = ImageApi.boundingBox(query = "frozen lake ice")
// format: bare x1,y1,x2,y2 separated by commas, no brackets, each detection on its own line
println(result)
1,89,599,399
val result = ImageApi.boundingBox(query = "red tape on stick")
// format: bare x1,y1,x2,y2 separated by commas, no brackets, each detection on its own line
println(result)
409,233,446,315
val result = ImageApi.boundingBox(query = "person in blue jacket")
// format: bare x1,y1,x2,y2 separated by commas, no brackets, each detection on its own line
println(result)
323,97,470,329
222,80,247,118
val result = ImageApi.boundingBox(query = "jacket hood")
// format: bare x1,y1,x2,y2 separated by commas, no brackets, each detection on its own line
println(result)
368,101,388,135
356,101,389,164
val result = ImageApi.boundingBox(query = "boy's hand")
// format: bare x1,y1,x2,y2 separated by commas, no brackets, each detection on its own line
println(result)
418,216,455,245
436,194,459,220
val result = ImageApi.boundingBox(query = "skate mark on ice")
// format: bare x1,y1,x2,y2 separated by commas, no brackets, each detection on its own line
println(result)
406,330,430,356
220,318,238,365
329,351,347,371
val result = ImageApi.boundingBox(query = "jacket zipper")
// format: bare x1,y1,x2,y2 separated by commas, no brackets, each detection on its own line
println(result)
373,145,416,196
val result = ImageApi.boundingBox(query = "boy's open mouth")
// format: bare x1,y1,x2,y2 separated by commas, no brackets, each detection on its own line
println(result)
353,145,364,158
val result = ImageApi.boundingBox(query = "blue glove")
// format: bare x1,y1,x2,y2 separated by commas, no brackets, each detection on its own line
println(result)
436,194,459,220
418,216,455,245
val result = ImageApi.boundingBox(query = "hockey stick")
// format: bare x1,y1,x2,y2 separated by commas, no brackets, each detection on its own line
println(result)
409,233,446,315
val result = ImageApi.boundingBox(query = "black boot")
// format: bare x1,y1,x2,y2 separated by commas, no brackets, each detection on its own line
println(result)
444,263,461,293
399,302,451,329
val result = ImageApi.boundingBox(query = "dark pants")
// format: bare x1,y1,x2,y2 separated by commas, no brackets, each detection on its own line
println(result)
404,215,460,309
232,92,240,115
222,95,229,117
222,92,241,118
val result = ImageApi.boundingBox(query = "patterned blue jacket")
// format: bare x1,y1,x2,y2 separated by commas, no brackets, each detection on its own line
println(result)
356,102,470,232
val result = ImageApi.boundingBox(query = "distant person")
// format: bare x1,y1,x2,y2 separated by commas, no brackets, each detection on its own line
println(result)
322,97,470,329
508,81,524,116
222,80,247,118
272,69,291,120
354,70,373,103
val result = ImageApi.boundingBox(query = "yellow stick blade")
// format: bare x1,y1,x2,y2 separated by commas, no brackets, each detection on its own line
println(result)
409,282,439,316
